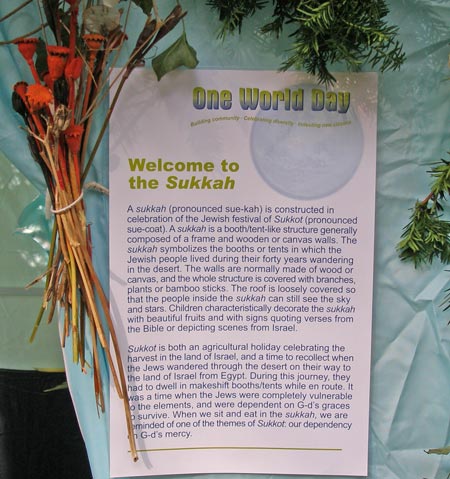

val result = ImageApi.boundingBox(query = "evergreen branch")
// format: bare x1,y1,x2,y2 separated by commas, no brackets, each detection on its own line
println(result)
397,202,450,267
428,157,450,209
397,155,450,267
206,0,267,37
207,0,405,84
260,0,294,37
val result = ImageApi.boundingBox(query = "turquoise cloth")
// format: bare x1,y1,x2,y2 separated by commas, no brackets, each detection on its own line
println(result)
0,1,449,478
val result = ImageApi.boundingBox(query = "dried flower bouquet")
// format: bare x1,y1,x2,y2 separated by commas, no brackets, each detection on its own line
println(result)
2,0,197,461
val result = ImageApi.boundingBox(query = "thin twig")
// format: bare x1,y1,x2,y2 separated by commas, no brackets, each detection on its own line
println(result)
0,25,48,45
0,0,33,23
80,6,181,181
28,221,58,342
35,0,48,46
420,191,434,206
81,72,128,183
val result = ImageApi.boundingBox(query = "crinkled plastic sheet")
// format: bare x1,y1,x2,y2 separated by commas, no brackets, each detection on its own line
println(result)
0,1,449,478
0,152,63,370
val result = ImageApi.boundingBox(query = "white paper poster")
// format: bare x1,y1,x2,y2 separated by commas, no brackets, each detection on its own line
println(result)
109,69,377,477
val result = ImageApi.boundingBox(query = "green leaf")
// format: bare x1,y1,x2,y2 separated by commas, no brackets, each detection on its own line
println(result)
44,381,68,392
152,33,198,81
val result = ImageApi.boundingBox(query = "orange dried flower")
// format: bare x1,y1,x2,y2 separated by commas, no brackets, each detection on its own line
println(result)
64,123,84,155
83,34,106,52
47,46,70,81
26,83,53,112
14,37,39,62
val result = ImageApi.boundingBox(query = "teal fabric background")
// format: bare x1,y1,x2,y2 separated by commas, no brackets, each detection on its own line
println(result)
0,1,449,478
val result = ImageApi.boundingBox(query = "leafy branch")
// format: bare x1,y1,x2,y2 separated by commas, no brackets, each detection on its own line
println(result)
206,0,266,37
397,155,450,268
207,0,405,84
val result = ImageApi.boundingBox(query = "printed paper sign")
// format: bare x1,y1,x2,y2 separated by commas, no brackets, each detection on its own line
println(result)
109,69,377,477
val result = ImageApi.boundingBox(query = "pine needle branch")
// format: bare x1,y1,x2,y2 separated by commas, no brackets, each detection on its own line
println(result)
207,0,405,84
397,155,450,267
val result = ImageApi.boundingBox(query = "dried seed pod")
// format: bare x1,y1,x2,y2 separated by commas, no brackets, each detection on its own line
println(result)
53,105,71,134
65,56,83,80
14,37,39,62
83,33,106,52
64,123,84,155
47,45,70,81
152,5,186,46
130,17,157,67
